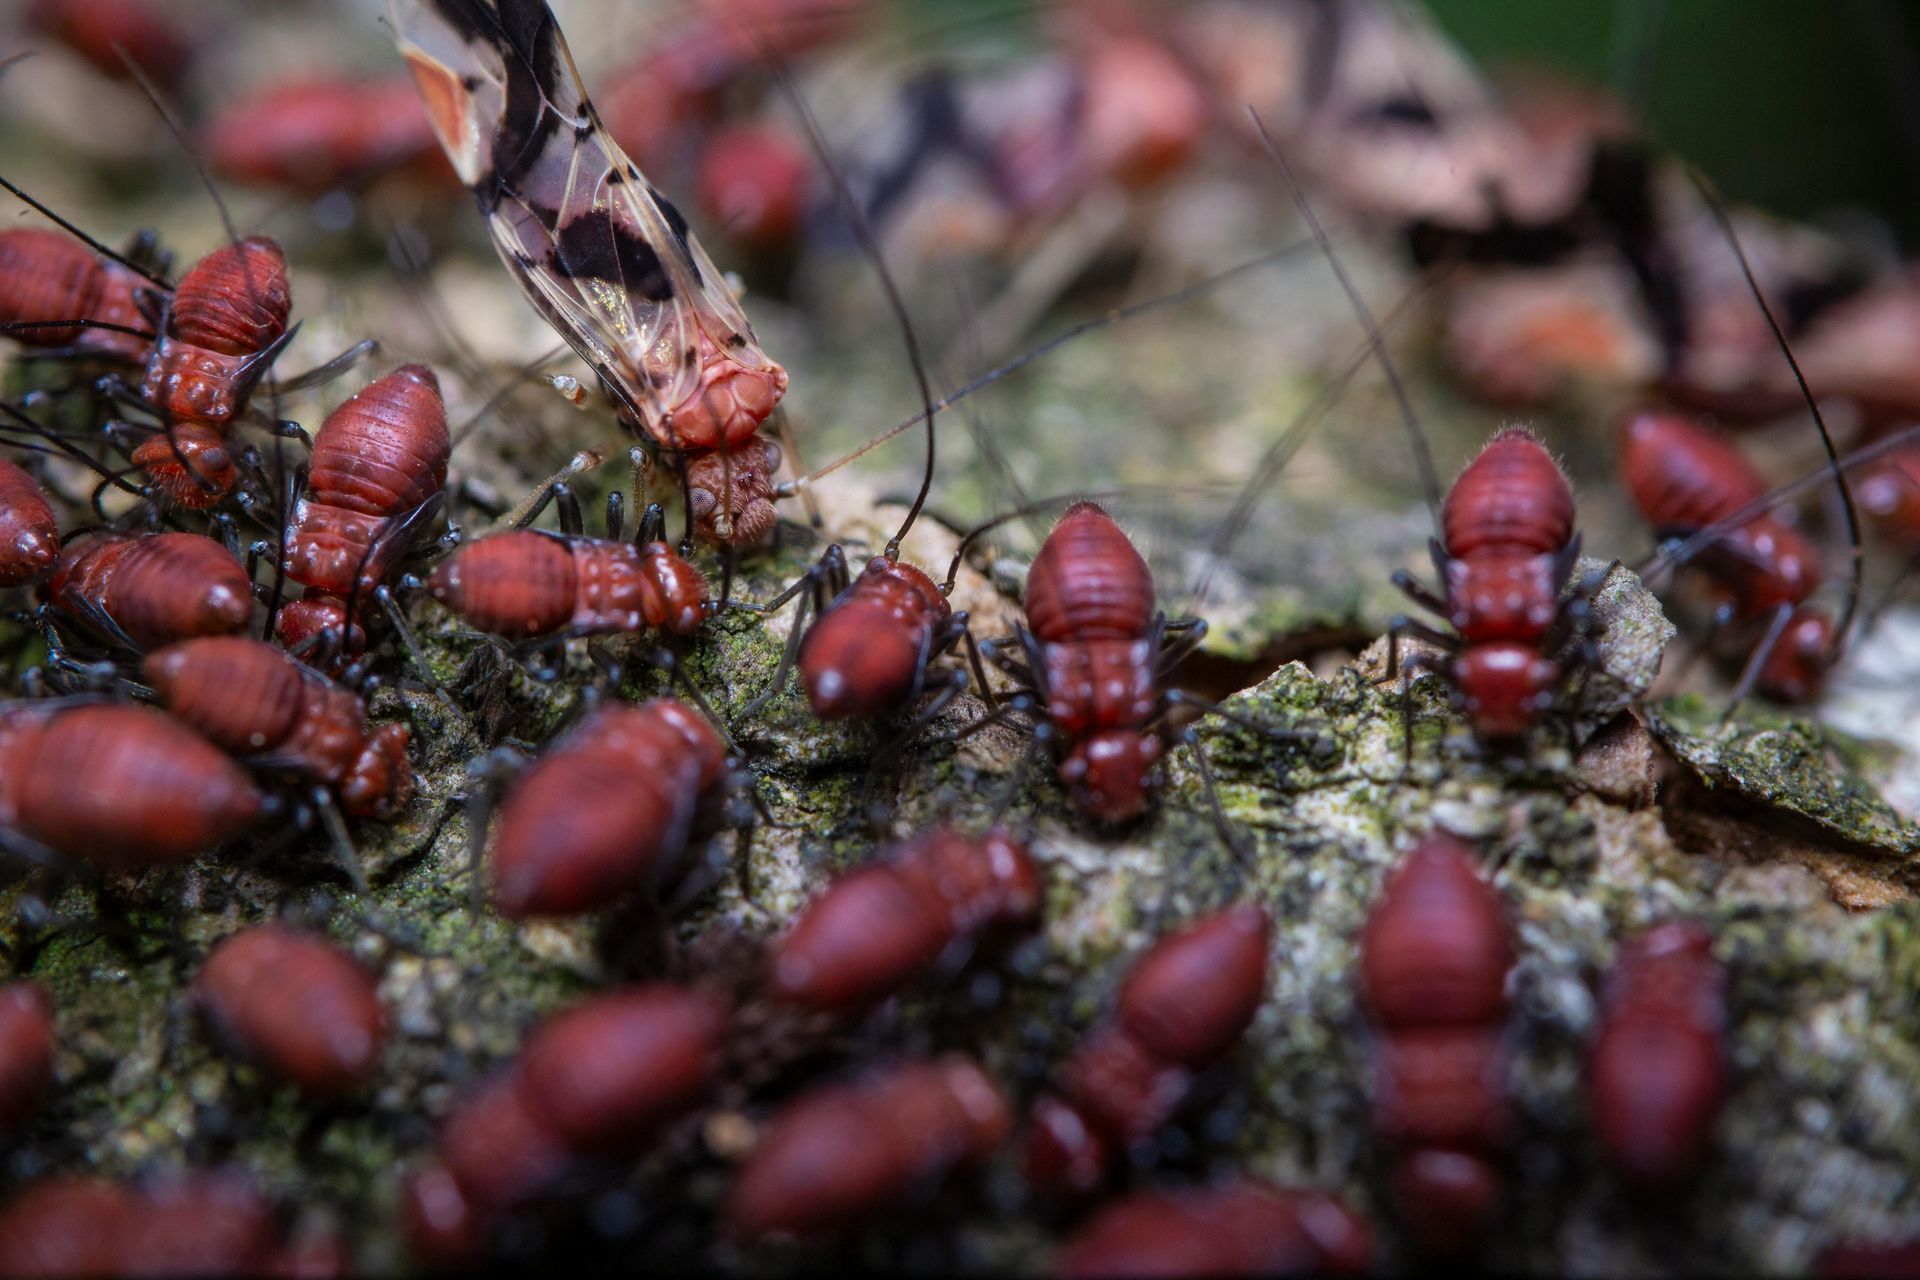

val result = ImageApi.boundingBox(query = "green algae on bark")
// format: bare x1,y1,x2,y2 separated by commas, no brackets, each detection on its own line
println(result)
1648,695,1920,856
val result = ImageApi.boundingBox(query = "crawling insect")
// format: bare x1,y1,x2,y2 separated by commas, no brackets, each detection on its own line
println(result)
1587,922,1728,1198
192,923,385,1098
144,635,415,821
767,827,1042,1014
1358,834,1516,1260
479,698,751,919
1384,428,1609,749
0,227,157,361
277,363,451,658
0,702,263,874
724,1054,1009,1241
1026,905,1270,1197
402,983,727,1267
42,530,254,655
427,481,709,673
204,77,446,196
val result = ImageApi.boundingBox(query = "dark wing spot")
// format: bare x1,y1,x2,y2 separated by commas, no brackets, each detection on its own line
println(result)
726,334,746,349
648,187,701,283
552,208,674,302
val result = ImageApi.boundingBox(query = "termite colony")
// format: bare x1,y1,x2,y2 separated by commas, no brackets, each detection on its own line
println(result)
0,0,1914,1274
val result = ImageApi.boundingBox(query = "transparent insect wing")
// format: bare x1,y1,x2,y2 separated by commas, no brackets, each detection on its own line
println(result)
389,0,778,440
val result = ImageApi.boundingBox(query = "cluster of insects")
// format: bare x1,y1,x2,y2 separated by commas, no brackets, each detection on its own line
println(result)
0,0,1916,1273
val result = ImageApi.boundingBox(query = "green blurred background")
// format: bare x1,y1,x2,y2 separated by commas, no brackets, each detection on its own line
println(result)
1426,0,1920,242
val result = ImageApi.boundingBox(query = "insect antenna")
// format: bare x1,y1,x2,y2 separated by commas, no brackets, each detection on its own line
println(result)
1186,275,1439,616
1690,168,1865,658
754,30,937,559
775,240,1325,498
0,176,171,289
1248,106,1444,525
113,46,243,251
0,401,156,506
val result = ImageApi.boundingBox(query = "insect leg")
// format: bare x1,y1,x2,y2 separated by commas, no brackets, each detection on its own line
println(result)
1391,570,1451,619
1721,602,1798,722
272,339,380,395
310,788,369,895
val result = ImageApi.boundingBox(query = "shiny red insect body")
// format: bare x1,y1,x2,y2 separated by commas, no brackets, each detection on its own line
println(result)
403,984,726,1266
0,703,263,871
798,555,953,720
488,699,734,918
427,530,708,643
0,228,154,360
1358,836,1516,1259
0,1170,291,1279
1394,427,1586,740
205,77,445,196
1621,410,1833,701
1004,501,1174,824
1053,1180,1375,1279
193,924,385,1097
139,237,291,423
696,125,812,253
724,1055,1010,1241
145,636,414,818
278,364,450,651
0,458,59,589
44,529,253,649
131,237,293,505
0,984,54,1139
25,0,194,89
1587,922,1728,1197
769,828,1042,1012
1858,444,1920,545
1026,905,1271,1197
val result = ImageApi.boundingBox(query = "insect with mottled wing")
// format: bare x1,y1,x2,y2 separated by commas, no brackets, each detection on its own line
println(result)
389,0,790,543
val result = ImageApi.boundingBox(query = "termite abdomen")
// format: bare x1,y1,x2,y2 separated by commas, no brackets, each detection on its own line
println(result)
432,1071,576,1218
0,1177,132,1277
1053,1180,1375,1279
0,1170,282,1279
488,699,732,918
193,924,384,1097
1358,836,1517,1259
798,557,950,719
1359,837,1514,1030
1025,501,1156,644
0,703,263,871
1026,907,1271,1197
0,228,151,358
45,530,253,649
516,986,729,1155
283,364,450,600
140,237,291,425
0,458,59,588
1587,922,1728,1197
1441,426,1577,559
725,1055,1010,1241
144,635,415,819
0,984,54,1139
1116,904,1270,1065
427,532,708,642
769,828,1042,1012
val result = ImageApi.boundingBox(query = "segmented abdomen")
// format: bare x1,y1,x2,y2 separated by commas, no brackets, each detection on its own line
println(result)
1441,427,1575,559
489,700,728,918
284,365,450,595
1026,502,1155,644
798,557,948,719
45,531,253,648
1620,412,1766,531
0,705,262,870
139,237,290,424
